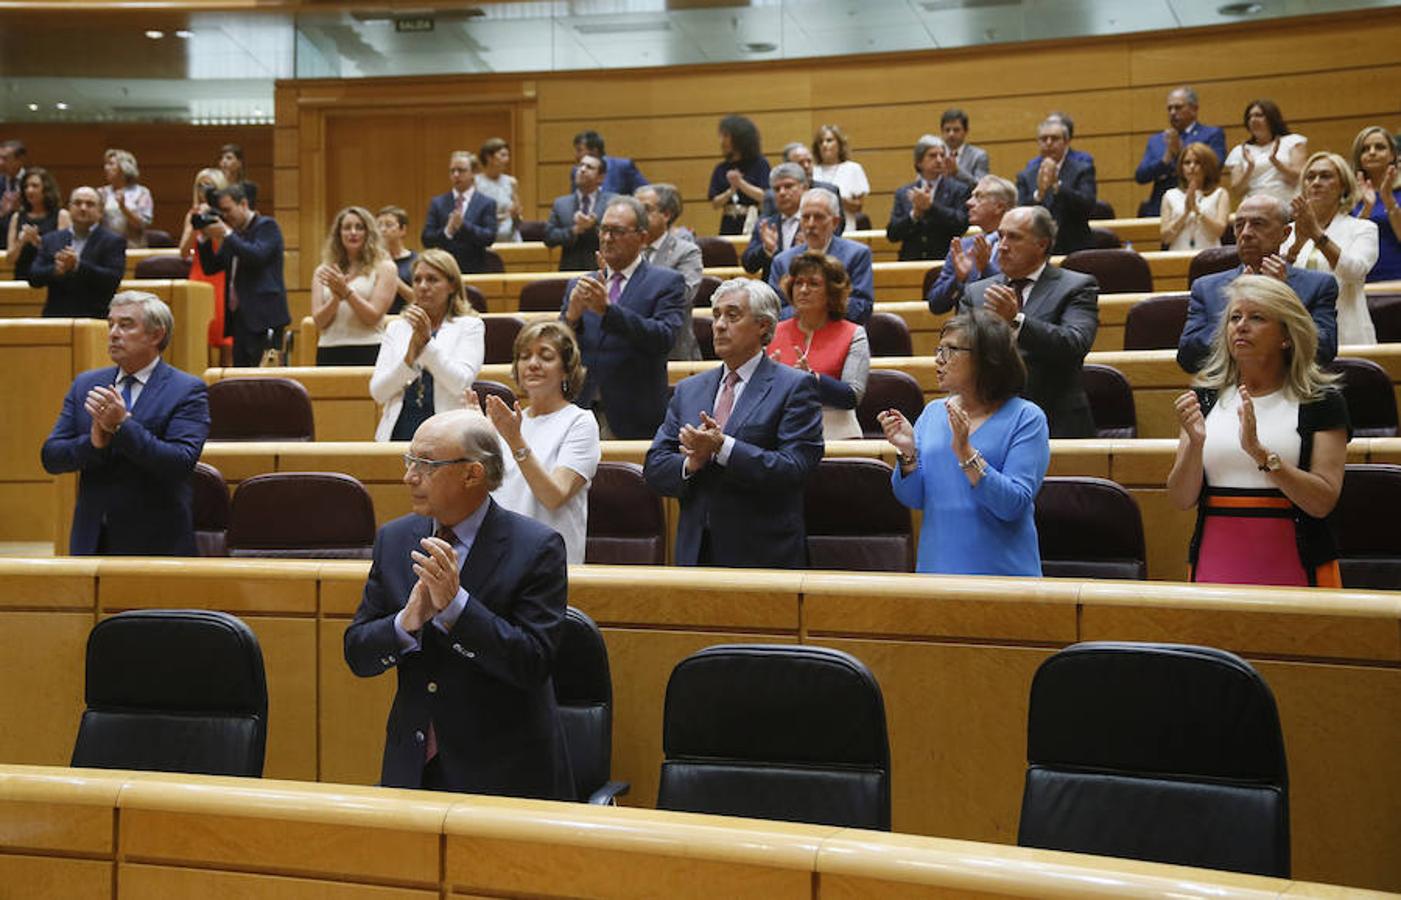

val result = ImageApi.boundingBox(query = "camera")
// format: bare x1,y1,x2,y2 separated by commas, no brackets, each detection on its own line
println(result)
191,187,222,228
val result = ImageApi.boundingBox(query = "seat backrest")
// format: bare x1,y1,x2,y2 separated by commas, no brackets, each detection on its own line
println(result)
1061,248,1152,294
1189,246,1240,286
1088,228,1122,249
854,213,873,231
856,369,925,438
464,284,489,314
696,236,738,268
585,461,665,564
133,254,192,279
1331,464,1401,589
145,229,177,248
658,644,891,830
227,472,376,559
804,458,913,572
692,316,715,360
481,249,505,273
483,316,525,365
518,278,569,312
1366,292,1401,343
694,274,722,308
72,609,268,777
1081,364,1137,438
1327,356,1398,437
1123,293,1189,351
1034,476,1146,579
207,377,315,441
553,607,613,802
191,461,230,558
1019,642,1289,877
470,379,517,413
865,311,912,357
1090,200,1116,220
519,219,547,242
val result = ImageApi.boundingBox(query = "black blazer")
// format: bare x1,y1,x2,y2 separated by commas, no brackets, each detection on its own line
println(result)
886,177,971,261
421,190,497,274
29,224,126,318
196,214,290,333
544,191,615,272
1015,154,1098,254
344,500,574,801
964,265,1100,438
740,211,800,281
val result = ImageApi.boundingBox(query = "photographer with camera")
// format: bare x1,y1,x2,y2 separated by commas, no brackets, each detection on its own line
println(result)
196,183,289,367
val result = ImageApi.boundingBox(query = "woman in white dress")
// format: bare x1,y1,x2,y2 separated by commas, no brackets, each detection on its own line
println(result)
1225,99,1307,208
371,248,484,441
475,137,521,243
98,148,154,248
312,205,398,365
1285,151,1380,346
486,321,600,564
811,125,870,232
1160,143,1230,251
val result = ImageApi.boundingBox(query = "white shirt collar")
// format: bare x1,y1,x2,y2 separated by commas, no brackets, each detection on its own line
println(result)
606,254,644,283
725,350,764,384
120,355,161,384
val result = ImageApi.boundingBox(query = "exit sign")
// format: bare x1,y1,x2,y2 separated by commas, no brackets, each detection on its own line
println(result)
395,17,435,33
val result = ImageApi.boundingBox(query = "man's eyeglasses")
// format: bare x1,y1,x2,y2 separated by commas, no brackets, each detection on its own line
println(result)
599,225,641,238
403,453,472,476
933,344,972,361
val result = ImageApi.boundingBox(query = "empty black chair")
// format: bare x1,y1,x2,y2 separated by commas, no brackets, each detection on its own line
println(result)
1090,200,1116,220
585,461,665,565
208,377,315,441
693,274,722,308
519,219,547,242
133,254,192,279
1366,292,1401,343
470,379,517,413
191,461,230,557
658,644,890,830
484,316,525,365
144,229,177,248
519,278,569,313
856,369,925,438
553,607,629,804
692,316,715,360
72,609,268,777
1034,476,1146,579
481,249,505,273
1081,364,1137,438
805,458,913,572
464,284,489,314
1331,464,1401,589
696,236,738,268
1327,356,1398,437
1019,642,1289,877
227,472,376,558
1189,246,1240,286
865,311,912,357
1123,293,1189,351
1061,248,1152,294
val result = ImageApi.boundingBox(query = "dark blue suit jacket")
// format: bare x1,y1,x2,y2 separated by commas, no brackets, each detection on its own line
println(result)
1016,154,1097,254
1134,124,1227,217
40,361,209,555
886,177,971,261
1177,265,1339,373
196,214,290,333
741,211,801,281
29,225,126,319
926,233,1001,314
544,191,615,272
644,354,824,568
563,260,687,439
769,236,874,324
343,500,574,800
570,155,648,196
421,191,497,274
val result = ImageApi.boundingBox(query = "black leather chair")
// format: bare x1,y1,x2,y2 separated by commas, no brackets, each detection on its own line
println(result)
227,472,376,559
208,377,315,441
696,236,738,268
1123,293,1189,350
464,284,489,314
1088,228,1122,250
145,228,177,248
470,379,517,413
481,249,505,273
191,461,230,557
805,458,913,572
1327,357,1398,437
657,644,891,830
133,254,192,279
1331,464,1401,589
856,369,925,439
865,311,913,357
1035,476,1146,579
1189,246,1240,286
483,315,525,365
1090,200,1116,220
71,609,268,777
692,316,716,360
554,607,629,804
1061,248,1153,294
1366,292,1401,343
519,219,547,242
693,274,722,309
585,462,666,565
1081,364,1137,438
1019,642,1289,877
518,278,569,313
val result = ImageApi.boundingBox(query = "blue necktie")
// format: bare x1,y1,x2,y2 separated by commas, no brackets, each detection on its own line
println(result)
120,374,136,410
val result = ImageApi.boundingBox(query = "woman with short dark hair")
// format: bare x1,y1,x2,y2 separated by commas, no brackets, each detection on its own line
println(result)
774,250,869,440
1225,99,1308,206
708,114,770,235
879,309,1050,575
476,137,521,242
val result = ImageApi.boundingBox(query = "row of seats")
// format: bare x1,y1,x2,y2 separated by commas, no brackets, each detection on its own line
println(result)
70,606,1289,878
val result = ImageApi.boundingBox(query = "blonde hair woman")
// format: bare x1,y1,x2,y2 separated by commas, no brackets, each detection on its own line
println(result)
1167,275,1349,588
312,205,398,365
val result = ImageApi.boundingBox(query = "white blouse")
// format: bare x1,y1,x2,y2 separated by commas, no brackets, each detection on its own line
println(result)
370,315,485,441
318,272,388,348
813,160,870,232
1225,134,1307,207
1202,387,1302,490
1289,212,1380,346
1160,186,1229,251
492,404,601,564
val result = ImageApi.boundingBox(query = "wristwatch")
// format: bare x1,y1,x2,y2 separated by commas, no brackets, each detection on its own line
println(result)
1258,451,1282,473
513,446,530,462
895,450,915,468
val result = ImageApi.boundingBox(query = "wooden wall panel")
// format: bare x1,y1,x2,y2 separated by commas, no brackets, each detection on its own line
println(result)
0,611,91,765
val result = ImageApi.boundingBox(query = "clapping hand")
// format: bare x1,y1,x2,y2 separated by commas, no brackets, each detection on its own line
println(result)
484,392,525,446
1243,253,1289,282
1163,129,1182,162
679,411,725,473
948,238,974,282
759,219,779,256
910,183,934,216
1173,390,1206,445
572,209,596,234
725,169,743,190
791,345,813,374
84,384,128,448
446,205,464,237
946,395,973,459
983,283,1021,323
402,303,432,363
566,270,608,323
1236,386,1264,461
410,536,459,615
1289,194,1323,246
876,409,915,460
54,245,78,275
316,266,350,299
1037,157,1058,196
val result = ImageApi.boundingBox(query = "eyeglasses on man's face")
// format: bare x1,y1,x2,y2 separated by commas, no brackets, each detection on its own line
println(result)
403,453,472,476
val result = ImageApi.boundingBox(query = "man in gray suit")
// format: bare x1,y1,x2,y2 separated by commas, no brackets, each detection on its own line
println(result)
942,108,989,187
544,155,614,271
636,183,703,360
963,206,1099,438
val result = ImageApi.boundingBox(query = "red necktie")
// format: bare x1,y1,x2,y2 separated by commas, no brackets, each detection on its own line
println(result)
714,370,740,429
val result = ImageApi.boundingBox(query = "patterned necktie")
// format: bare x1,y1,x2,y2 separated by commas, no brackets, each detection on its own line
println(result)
608,271,624,304
713,369,740,429
580,193,591,217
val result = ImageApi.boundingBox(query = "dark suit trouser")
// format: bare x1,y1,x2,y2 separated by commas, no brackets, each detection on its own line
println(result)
230,308,284,367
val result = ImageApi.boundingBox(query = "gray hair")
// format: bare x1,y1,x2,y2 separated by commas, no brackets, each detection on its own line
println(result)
782,141,807,161
1018,205,1059,255
913,133,947,168
604,195,648,232
70,185,99,204
1038,117,1070,140
1248,193,1291,226
769,162,808,186
799,187,840,218
105,148,140,184
977,175,1017,208
456,413,505,490
1173,85,1200,107
641,182,683,224
108,291,174,351
713,278,781,345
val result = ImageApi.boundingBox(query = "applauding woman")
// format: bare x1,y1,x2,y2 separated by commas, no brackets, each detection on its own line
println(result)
1351,126,1401,283
812,125,870,233
5,167,70,279
312,206,399,365
488,321,601,564
1160,144,1230,251
1225,99,1307,207
370,249,484,441
99,148,154,247
1167,275,1348,587
880,310,1050,576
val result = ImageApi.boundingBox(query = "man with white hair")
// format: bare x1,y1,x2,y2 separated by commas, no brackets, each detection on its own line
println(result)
926,174,1017,313
645,279,823,568
768,189,874,323
886,133,971,261
41,291,210,555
